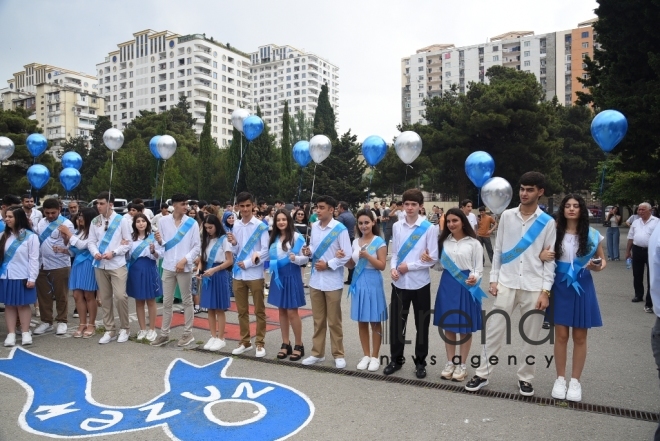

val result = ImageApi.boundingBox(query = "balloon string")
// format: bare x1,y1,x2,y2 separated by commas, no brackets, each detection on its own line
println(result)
154,159,161,200
306,164,317,243
599,161,607,195
109,151,114,198
366,167,374,203
231,134,248,205
297,167,304,203
160,160,167,206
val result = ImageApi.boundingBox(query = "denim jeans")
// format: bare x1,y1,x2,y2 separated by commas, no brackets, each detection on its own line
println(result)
606,226,620,260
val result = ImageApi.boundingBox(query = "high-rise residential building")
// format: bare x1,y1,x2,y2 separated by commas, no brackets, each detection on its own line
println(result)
1,63,105,155
401,20,596,125
249,44,339,142
96,30,251,147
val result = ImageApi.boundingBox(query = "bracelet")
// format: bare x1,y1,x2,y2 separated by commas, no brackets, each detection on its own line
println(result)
542,289,551,298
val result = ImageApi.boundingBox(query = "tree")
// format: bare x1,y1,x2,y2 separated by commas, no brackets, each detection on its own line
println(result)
84,116,112,199
312,84,337,140
289,110,313,144
226,127,247,200
197,101,217,201
175,95,197,129
245,106,280,201
280,101,293,177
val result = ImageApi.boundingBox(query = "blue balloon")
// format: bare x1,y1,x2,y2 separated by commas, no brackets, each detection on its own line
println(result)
26,133,48,158
149,135,162,159
591,109,628,153
361,135,388,167
59,167,81,192
61,151,83,170
27,164,50,190
465,151,495,188
292,141,312,167
242,115,264,142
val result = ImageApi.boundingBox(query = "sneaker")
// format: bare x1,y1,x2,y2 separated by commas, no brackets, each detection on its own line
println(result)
645,307,653,313
367,357,380,372
73,309,79,318
452,364,468,381
551,377,567,399
4,333,16,347
440,361,455,380
302,355,325,366
519,380,534,396
150,335,170,347
542,321,550,329
255,345,266,358
232,344,254,355
146,330,158,342
177,334,195,347
200,307,208,313
204,337,217,350
357,356,371,370
566,378,582,402
21,332,32,346
56,323,68,335
33,323,53,335
209,338,226,351
98,332,117,344
465,375,489,392
193,306,201,314
136,330,148,340
117,329,129,343
335,358,347,369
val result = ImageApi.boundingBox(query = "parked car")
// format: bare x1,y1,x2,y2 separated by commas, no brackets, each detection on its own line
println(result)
88,198,129,214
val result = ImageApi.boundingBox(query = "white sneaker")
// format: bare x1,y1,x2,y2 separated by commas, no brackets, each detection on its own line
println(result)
209,339,226,351
552,377,567,399
566,378,582,402
335,358,346,369
56,323,68,335
357,356,371,370
146,330,158,342
4,333,15,347
368,357,381,372
302,356,325,366
255,345,266,358
441,361,455,380
136,330,148,340
117,329,129,343
204,337,217,350
452,364,468,381
232,344,254,355
33,323,53,335
21,332,32,346
99,331,117,344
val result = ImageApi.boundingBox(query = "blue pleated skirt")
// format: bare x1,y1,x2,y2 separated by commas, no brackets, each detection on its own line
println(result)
69,259,98,291
200,263,231,310
350,268,388,322
1,279,37,306
550,269,602,328
267,262,306,309
433,270,483,332
127,257,162,300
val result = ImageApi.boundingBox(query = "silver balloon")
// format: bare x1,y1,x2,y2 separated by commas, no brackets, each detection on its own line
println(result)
394,131,422,165
156,135,177,160
309,135,332,164
103,128,124,151
480,177,513,215
231,108,251,133
0,136,15,161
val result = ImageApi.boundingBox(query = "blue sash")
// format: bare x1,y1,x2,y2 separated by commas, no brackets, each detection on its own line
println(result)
233,222,268,276
0,220,5,234
93,215,123,268
164,217,196,252
38,215,66,244
203,235,226,288
70,245,93,268
349,236,385,296
311,223,347,273
0,230,33,276
396,219,431,265
555,228,599,295
127,234,155,270
269,235,305,289
440,248,488,304
501,212,552,264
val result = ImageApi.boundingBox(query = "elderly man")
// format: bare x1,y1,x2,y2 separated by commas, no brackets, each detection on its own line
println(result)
626,202,659,313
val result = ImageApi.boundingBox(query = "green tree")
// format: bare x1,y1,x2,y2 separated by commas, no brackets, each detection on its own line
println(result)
197,101,217,201
245,106,280,201
280,101,293,177
312,84,337,140
83,116,112,199
289,109,313,144
226,128,247,199
175,95,197,129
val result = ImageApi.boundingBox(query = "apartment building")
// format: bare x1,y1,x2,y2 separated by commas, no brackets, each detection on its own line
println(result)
97,30,251,147
249,44,339,141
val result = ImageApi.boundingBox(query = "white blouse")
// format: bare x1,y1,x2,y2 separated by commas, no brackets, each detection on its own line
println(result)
557,233,604,269
351,236,385,270
272,232,309,265
128,237,163,261
204,237,233,264
68,233,91,251
437,235,484,279
1,230,40,282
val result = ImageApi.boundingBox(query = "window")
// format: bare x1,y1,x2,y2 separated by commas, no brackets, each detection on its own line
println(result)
151,98,155,104
418,57,423,62
444,62,451,68
524,41,530,47
151,66,155,73
445,72,451,78
493,55,499,61
524,51,530,57
581,31,589,38
418,66,423,71
524,61,530,66
582,42,589,48
492,46,499,52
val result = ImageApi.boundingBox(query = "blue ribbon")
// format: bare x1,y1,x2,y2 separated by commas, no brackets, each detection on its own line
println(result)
71,245,93,267
269,235,305,290
349,236,385,296
203,236,227,289
93,215,123,268
127,234,155,270
164,217,196,252
311,223,347,274
501,212,552,264
0,220,5,234
38,215,66,244
440,248,488,304
396,219,431,265
555,228,599,296
233,222,268,276
0,230,34,276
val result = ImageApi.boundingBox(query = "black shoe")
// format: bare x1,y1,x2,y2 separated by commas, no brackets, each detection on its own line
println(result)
383,362,402,375
277,342,292,359
542,321,550,329
415,366,427,379
645,306,653,313
632,297,643,303
465,375,489,392
344,281,351,285
290,345,304,362
519,380,534,396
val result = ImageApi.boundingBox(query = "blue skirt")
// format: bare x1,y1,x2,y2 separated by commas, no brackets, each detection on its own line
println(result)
350,268,388,322
69,259,98,291
127,257,162,300
1,279,37,306
433,270,483,332
200,263,231,310
267,262,306,309
550,269,602,329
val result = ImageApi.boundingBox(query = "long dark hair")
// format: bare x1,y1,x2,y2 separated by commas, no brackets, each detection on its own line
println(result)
555,194,591,259
77,207,98,240
269,209,295,251
438,207,476,254
355,209,380,238
0,206,33,263
201,215,226,264
293,209,308,225
131,213,152,241
606,206,623,226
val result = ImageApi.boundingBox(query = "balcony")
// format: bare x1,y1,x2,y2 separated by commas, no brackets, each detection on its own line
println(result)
48,110,61,116
503,56,520,65
194,81,212,91
76,99,88,106
77,111,97,119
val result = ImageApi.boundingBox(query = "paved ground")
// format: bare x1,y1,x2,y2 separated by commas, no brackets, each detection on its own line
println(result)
0,225,658,440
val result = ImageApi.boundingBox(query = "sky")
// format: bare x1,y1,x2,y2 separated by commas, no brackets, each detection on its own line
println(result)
0,0,598,143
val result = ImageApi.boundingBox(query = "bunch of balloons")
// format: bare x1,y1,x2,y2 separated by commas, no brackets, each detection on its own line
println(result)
103,128,125,195
60,152,83,193
26,134,50,191
231,109,264,142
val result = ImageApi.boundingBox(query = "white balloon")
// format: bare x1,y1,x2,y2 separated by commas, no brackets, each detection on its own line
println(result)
103,128,124,151
394,131,422,165
309,135,332,164
231,108,251,133
156,135,177,160
0,136,15,161
480,177,513,215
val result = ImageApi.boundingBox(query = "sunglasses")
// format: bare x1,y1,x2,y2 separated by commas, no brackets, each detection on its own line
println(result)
104,219,109,231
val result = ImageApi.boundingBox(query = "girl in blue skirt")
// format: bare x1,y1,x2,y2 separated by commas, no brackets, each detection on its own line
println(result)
268,209,308,362
126,214,162,342
1,207,39,347
198,215,233,352
340,209,387,372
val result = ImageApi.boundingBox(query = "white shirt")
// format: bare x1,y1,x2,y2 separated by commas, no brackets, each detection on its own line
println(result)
152,213,168,232
627,216,659,248
351,236,385,269
36,216,75,270
647,224,660,316
490,205,557,291
68,233,91,252
308,218,352,291
390,215,439,290
557,232,604,269
397,211,406,222
88,212,133,270
26,209,43,227
143,208,154,220
467,212,478,232
159,215,201,273
128,237,163,261
0,230,39,282
437,235,483,279
204,237,233,264
231,216,270,281
272,232,309,265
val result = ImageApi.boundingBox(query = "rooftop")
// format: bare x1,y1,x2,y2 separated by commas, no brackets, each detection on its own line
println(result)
490,31,534,41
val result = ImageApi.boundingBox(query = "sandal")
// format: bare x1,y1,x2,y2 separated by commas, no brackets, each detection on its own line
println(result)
290,345,304,362
277,342,292,359
73,324,86,338
83,324,96,339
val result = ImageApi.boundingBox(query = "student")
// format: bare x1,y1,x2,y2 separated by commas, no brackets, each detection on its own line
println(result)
126,213,162,342
476,206,497,263
268,209,308,362
460,199,478,232
384,189,439,379
1,207,39,346
227,192,270,357
21,194,43,227
198,215,233,352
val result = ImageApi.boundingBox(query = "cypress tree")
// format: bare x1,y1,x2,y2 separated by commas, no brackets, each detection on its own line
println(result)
280,100,293,178
245,106,280,201
312,84,337,140
197,101,215,200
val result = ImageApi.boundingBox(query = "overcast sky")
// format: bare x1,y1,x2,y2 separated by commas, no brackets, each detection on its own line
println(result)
0,0,598,143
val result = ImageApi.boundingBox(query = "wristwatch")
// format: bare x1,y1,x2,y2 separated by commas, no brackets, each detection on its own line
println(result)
542,289,551,298
112,251,116,257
